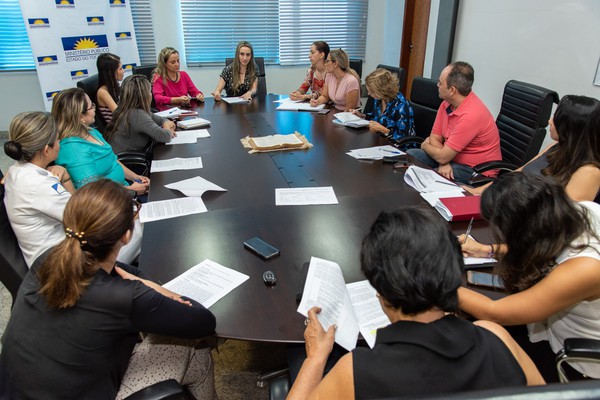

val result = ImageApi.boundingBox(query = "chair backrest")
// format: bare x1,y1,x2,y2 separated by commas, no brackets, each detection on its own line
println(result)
496,80,559,166
76,74,108,133
225,57,267,97
409,76,443,139
349,58,363,79
132,64,158,111
0,182,29,306
363,64,407,115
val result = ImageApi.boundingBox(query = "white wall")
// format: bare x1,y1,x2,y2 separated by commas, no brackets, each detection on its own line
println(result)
452,0,600,147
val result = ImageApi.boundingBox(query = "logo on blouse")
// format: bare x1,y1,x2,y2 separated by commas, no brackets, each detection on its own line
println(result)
109,0,126,7
115,31,132,41
28,18,50,28
87,16,105,25
61,35,110,62
52,183,68,195
37,55,58,66
46,90,60,102
55,0,75,8
70,69,89,80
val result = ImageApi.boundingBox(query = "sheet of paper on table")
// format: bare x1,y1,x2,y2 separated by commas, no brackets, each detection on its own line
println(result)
151,157,203,173
222,96,251,104
275,186,338,205
166,130,199,145
165,176,227,197
139,197,208,223
347,145,405,160
276,97,325,111
404,166,461,193
163,259,249,308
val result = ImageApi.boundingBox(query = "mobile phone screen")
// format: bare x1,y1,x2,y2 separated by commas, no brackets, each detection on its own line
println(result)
243,237,280,260
466,271,505,289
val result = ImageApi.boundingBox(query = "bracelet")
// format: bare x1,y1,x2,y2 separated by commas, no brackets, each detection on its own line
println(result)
487,244,495,259
61,177,71,184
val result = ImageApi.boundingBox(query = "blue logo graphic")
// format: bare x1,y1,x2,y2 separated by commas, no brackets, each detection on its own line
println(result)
70,69,89,79
87,16,105,25
55,0,75,7
109,0,126,7
46,91,60,102
122,63,136,71
37,55,58,66
28,18,50,28
61,35,110,62
115,31,132,40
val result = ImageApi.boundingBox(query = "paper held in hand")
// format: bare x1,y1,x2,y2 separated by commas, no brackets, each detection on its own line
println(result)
333,112,370,128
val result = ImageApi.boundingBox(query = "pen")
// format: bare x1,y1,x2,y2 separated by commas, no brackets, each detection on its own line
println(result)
463,217,474,244
380,149,401,155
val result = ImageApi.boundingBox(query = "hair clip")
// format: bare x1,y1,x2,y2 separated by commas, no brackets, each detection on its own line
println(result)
65,227,88,247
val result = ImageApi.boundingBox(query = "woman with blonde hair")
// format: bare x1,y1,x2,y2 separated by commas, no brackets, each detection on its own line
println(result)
96,52,124,125
52,87,149,194
212,41,259,101
290,41,329,101
351,68,415,142
310,48,360,111
1,179,217,399
152,47,204,111
106,74,176,154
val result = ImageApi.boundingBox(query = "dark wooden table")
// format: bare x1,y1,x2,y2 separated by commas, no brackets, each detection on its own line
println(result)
139,95,495,342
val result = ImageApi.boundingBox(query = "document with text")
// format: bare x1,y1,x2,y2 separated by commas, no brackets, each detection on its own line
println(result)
222,96,251,104
275,186,338,206
404,166,461,193
166,130,198,145
163,259,249,308
165,176,227,198
151,157,203,173
276,97,325,111
346,280,391,348
347,145,405,160
139,197,207,223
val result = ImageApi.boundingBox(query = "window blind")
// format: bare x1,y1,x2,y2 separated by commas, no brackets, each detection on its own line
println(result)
180,0,280,67
279,0,368,66
0,0,34,71
130,0,156,66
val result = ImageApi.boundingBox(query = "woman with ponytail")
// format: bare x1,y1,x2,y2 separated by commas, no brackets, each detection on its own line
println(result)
1,180,217,399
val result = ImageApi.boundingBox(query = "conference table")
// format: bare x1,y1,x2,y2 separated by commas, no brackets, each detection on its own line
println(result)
139,95,496,343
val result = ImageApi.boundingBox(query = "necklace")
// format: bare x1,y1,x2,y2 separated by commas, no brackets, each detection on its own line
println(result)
167,72,179,83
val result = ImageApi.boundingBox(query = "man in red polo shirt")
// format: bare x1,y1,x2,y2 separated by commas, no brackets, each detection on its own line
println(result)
407,62,501,184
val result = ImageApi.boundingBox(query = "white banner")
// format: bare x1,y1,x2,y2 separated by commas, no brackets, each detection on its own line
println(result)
19,0,140,111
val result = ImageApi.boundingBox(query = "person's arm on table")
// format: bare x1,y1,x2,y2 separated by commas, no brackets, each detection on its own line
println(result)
118,161,149,195
458,256,600,325
310,83,330,108
212,77,226,101
241,78,258,101
458,235,505,259
290,69,313,101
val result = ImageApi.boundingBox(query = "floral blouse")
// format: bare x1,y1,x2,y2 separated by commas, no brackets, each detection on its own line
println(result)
297,66,326,98
366,92,415,141
220,63,259,97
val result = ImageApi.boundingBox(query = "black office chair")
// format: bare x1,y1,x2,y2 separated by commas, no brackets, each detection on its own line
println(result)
557,338,600,383
468,80,559,186
76,74,108,134
225,57,267,97
132,64,158,112
362,64,407,115
349,58,363,80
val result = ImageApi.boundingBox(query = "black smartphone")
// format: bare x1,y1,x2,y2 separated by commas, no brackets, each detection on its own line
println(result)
318,109,330,115
244,237,280,260
466,271,505,290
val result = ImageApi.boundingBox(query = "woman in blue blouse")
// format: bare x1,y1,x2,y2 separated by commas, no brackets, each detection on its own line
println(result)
352,68,415,142
52,88,149,194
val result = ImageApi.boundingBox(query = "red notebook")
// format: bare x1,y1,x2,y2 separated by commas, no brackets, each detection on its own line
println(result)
435,196,482,222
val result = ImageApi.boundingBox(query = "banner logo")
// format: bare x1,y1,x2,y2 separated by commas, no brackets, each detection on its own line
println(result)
122,63,136,72
55,0,75,8
46,91,60,102
37,55,58,66
70,69,89,79
109,0,126,7
28,18,50,28
87,16,105,25
115,31,132,41
61,35,110,62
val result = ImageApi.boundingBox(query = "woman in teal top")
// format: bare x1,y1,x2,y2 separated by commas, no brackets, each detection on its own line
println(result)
52,88,149,193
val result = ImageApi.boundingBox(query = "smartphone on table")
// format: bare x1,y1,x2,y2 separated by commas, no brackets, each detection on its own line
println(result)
244,237,280,260
466,271,505,290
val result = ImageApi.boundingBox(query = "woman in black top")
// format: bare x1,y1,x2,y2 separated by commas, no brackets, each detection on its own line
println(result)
287,207,544,400
212,41,259,101
1,179,217,399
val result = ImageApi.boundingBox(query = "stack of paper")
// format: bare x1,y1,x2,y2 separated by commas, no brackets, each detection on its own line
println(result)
177,117,211,129
333,112,370,128
166,129,210,145
154,107,198,118
404,166,461,193
276,97,325,111
347,145,405,160
222,96,250,104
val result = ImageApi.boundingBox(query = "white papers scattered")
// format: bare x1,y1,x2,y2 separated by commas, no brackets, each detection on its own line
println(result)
347,145,405,160
165,176,227,197
404,166,460,193
276,98,325,111
275,186,338,206
186,129,210,139
151,157,203,173
166,130,199,145
420,190,465,207
222,96,251,104
154,107,197,118
297,257,360,351
346,280,390,348
333,112,370,128
273,97,302,103
163,259,249,308
139,197,207,223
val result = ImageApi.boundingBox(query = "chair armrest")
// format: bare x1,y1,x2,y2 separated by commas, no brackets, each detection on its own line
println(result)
123,379,186,400
563,338,600,360
394,136,424,148
117,151,148,163
472,160,519,175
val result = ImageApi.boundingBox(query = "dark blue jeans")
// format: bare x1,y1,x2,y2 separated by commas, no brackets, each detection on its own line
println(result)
406,148,475,184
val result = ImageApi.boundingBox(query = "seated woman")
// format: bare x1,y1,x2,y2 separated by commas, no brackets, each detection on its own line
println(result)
212,41,259,101
106,74,176,154
0,180,217,399
152,47,204,111
4,111,141,265
466,95,600,202
459,172,600,381
289,41,329,101
310,48,360,111
96,53,124,126
351,68,415,142
287,207,543,399
3,112,74,267
52,87,149,193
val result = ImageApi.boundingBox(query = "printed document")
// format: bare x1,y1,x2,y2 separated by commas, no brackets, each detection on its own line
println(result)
154,107,197,118
419,190,465,207
346,280,391,348
165,176,227,197
163,259,249,308
222,96,250,104
276,97,325,111
404,166,460,192
347,145,405,160
166,130,198,145
139,197,207,223
333,112,370,128
275,186,338,205
151,157,203,173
